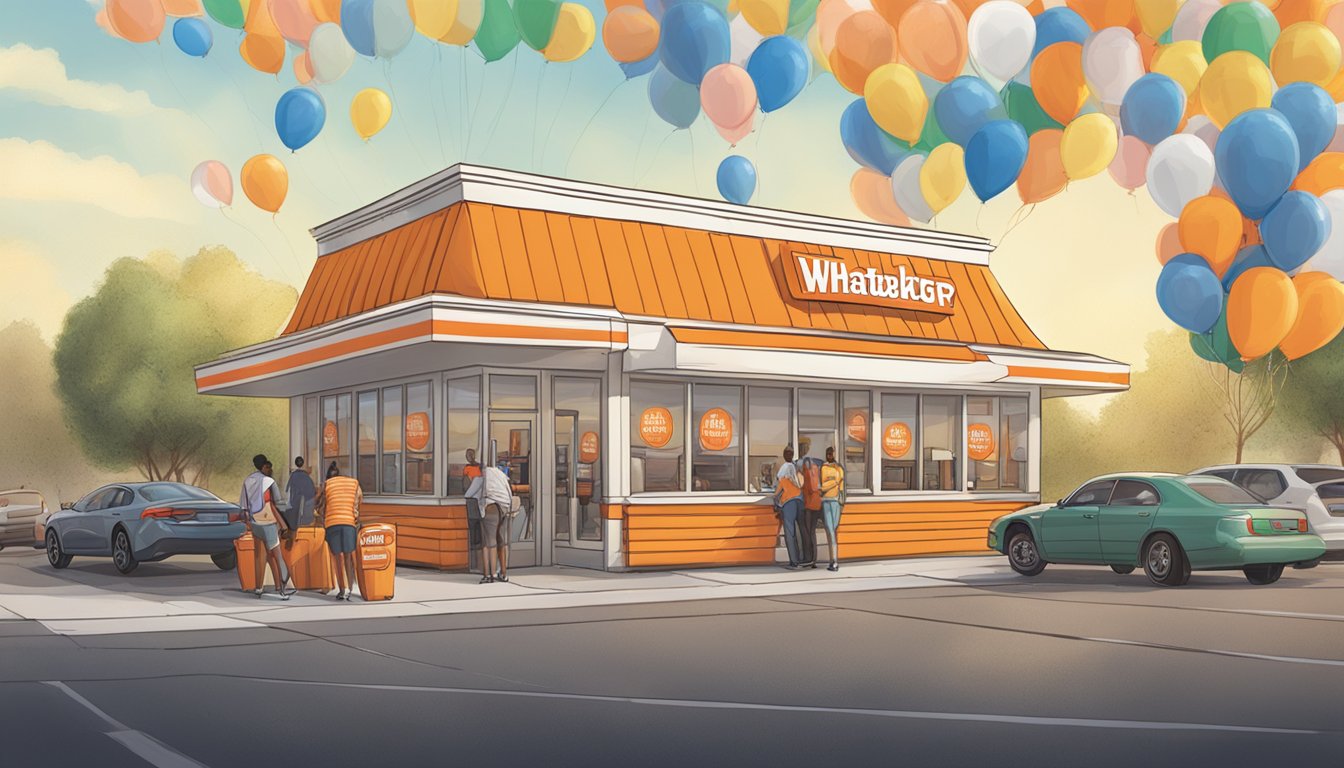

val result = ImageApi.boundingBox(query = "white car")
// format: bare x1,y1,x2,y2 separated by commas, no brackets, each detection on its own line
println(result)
1191,464,1344,558
0,489,48,551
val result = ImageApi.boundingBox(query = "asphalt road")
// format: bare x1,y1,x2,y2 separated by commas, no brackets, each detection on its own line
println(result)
2,558,1342,767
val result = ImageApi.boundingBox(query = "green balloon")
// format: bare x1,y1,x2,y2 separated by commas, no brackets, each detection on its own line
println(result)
788,0,822,31
913,108,948,154
202,0,245,29
514,0,562,51
1158,26,1173,45
1201,2,1280,66
475,0,521,62
1190,332,1220,363
1001,82,1062,136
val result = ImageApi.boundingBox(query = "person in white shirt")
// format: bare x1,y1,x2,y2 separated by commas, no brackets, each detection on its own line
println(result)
239,454,295,598
468,462,514,584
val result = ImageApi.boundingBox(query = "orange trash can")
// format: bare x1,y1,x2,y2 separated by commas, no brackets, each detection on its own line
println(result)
283,524,335,592
234,531,258,592
354,523,396,601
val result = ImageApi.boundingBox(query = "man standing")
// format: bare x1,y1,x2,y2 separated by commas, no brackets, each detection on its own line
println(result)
239,454,296,599
284,456,316,530
472,461,513,584
317,465,362,601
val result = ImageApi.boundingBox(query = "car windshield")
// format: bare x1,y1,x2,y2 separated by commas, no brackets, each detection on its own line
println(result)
1294,467,1344,485
138,483,220,503
1180,476,1262,505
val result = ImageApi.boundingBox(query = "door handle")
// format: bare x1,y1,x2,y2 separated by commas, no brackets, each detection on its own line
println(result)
1082,513,1096,519
1137,511,1151,517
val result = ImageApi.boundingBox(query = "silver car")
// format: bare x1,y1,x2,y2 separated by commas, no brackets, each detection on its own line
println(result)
44,482,246,574
1192,464,1344,558
0,489,47,550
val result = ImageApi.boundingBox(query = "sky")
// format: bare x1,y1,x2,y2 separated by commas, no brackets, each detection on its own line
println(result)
0,0,1172,410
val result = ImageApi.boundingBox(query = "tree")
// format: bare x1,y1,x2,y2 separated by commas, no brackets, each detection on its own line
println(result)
1200,355,1287,464
1277,334,1344,464
53,248,296,491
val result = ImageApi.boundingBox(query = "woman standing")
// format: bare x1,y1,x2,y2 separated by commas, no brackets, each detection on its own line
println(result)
820,447,846,571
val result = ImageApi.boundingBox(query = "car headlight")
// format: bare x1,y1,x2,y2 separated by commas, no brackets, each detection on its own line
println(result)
987,530,999,548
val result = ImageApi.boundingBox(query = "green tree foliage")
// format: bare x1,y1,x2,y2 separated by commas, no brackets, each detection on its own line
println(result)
1277,333,1344,464
53,248,296,493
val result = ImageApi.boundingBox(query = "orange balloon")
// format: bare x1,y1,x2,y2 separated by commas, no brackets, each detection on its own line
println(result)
1178,195,1242,277
897,0,970,82
241,154,289,214
1295,151,1344,195
1275,0,1328,28
873,0,918,28
605,0,644,9
603,6,660,63
1136,32,1157,69
830,11,900,94
95,8,120,38
106,0,166,43
1156,222,1181,265
1280,272,1344,359
851,167,911,225
1025,0,1047,15
310,0,342,23
162,0,204,15
1031,42,1089,124
294,51,314,84
1018,129,1068,203
1242,214,1263,246
1067,0,1135,30
1228,267,1300,361
241,0,285,75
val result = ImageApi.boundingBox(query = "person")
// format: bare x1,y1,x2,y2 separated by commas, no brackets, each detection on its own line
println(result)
463,449,484,574
820,447,846,572
239,454,296,599
472,461,513,584
773,446,805,569
317,464,362,601
797,448,824,569
283,456,316,530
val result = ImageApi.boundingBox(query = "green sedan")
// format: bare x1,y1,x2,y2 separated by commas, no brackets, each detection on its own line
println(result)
987,473,1326,586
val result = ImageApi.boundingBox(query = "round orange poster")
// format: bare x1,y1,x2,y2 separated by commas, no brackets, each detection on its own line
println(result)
882,422,912,459
698,408,733,452
845,409,868,443
579,431,600,463
322,420,339,457
405,412,430,452
968,423,996,461
639,407,674,448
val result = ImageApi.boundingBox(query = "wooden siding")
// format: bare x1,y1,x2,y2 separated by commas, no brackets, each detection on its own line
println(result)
361,503,468,570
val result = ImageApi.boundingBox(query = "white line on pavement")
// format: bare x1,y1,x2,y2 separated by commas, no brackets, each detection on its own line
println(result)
1083,636,1344,668
43,681,210,768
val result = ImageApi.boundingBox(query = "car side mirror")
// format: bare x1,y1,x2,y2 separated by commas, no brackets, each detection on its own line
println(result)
60,502,74,510
1056,499,1064,506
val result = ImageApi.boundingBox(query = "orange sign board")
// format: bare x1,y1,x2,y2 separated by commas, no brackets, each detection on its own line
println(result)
698,408,733,452
845,408,868,443
405,411,430,452
968,423,996,461
579,431,600,463
882,422,912,459
322,420,339,457
779,245,956,316
639,407,674,448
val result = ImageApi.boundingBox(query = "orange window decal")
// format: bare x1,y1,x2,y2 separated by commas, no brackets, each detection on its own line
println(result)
968,423,996,461
405,412,431,452
846,408,868,443
698,408,733,452
323,420,339,457
579,431,600,463
639,407,674,448
882,422,912,459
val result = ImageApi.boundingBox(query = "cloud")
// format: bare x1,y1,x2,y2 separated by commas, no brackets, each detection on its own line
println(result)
0,241,71,342
0,138,195,221
0,44,182,117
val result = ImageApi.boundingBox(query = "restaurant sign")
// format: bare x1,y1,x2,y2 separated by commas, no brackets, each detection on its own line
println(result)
323,420,339,457
405,412,431,452
639,407,674,449
968,423,996,461
780,246,956,315
579,431,600,463
882,422,912,459
698,408,733,452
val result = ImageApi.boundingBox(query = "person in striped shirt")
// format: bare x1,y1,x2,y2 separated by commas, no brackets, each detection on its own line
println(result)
317,465,362,601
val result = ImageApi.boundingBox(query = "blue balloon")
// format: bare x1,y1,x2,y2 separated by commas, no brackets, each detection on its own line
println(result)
1221,244,1274,291
620,53,659,79
275,88,327,151
840,99,909,176
172,18,212,58
648,65,700,129
1261,191,1332,271
1120,74,1185,146
658,2,730,85
717,155,757,204
1271,83,1335,172
934,77,1002,147
747,36,809,113
341,0,377,57
1032,8,1091,59
1216,109,1299,220
1157,254,1225,334
965,120,1028,202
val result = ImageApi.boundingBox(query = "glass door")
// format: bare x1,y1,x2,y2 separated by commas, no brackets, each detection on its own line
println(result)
488,415,538,568
552,377,603,568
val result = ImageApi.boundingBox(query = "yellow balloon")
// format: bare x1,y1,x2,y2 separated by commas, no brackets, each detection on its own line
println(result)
863,63,927,144
1200,51,1273,129
1134,0,1179,38
808,23,832,74
920,143,966,214
442,0,485,45
409,0,460,40
351,88,393,140
1151,41,1207,95
1060,112,1119,180
740,0,789,35
241,154,288,214
543,2,596,62
1272,22,1342,86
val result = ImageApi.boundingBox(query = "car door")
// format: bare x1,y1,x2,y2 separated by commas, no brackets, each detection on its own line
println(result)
1099,479,1161,562
62,488,112,551
1041,479,1112,562
87,487,134,553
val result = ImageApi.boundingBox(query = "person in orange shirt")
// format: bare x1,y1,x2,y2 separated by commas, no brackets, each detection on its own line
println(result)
773,446,805,570
317,465,362,601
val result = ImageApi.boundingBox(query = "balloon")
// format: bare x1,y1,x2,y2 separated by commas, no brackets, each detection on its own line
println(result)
1120,73,1186,145
1278,272,1344,359
163,0,204,15
817,0,872,58
660,2,732,84
442,0,484,44
604,6,661,63
1147,134,1216,217
372,0,414,57
921,142,967,212
294,51,314,84
965,119,1029,201
271,0,319,45
840,99,911,174
349,87,393,140
1303,190,1344,278
740,0,789,34
864,63,927,142
1018,128,1068,202
1156,221,1182,264
341,0,376,55
649,64,702,127
275,87,326,151
1200,51,1274,129
310,0,341,23
829,10,898,93
1217,109,1301,220
717,155,758,203
190,160,233,208
747,35,809,111
543,2,596,61
1134,0,1179,38
1157,253,1225,333
1272,83,1335,172
240,0,286,75
1171,0,1222,43
240,154,288,214
475,0,522,61
1202,1,1280,66
309,23,356,81
892,154,935,222
1190,303,1245,370
807,22,831,74
934,75,1001,146
1001,81,1063,134
851,167,912,224
730,12,766,66
1271,21,1341,86
1261,190,1332,271
1222,243,1276,290
204,0,245,28
1109,134,1150,190
106,0,167,43
1150,40,1207,96
621,52,660,78
968,1,1036,84
1178,195,1242,276
1227,266,1299,360
700,63,758,143
898,0,970,82
1066,0,1131,31
514,0,563,49
407,0,456,39
1296,151,1344,195
1031,7,1091,59
1060,111,1117,180
1082,27,1144,107
172,18,213,56
1031,42,1088,124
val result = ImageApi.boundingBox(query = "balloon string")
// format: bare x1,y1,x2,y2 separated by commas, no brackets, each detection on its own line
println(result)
541,64,575,173
270,214,308,278
457,44,468,162
472,48,519,160
466,47,491,159
753,112,769,204
531,62,548,171
211,54,267,149
563,77,625,178
429,43,447,166
221,207,295,285
999,203,1036,247
636,129,679,186
688,129,702,197
383,59,428,170
629,108,657,185
157,44,227,152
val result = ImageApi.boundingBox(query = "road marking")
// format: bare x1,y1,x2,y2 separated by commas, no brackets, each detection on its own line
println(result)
1083,636,1344,668
252,677,1323,735
43,681,210,768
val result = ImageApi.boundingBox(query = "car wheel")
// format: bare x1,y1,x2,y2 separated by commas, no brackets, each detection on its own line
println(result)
45,530,72,569
1243,564,1285,585
1110,564,1135,575
211,550,237,571
1142,533,1189,587
111,529,138,575
1007,528,1047,577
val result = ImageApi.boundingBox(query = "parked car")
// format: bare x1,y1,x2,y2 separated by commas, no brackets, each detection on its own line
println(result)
1191,464,1344,559
0,489,47,550
987,473,1326,586
43,482,246,574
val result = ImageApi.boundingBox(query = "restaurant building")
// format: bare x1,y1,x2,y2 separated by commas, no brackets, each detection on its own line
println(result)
195,165,1128,572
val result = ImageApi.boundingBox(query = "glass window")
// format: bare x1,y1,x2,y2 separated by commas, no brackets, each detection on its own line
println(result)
1294,467,1344,484
555,378,603,542
448,376,482,496
692,384,743,492
491,375,537,411
1180,476,1261,505
880,394,918,491
748,387,791,493
968,396,1000,491
1110,479,1161,506
356,391,379,493
304,397,320,478
798,389,837,466
630,380,686,493
921,395,961,491
1065,479,1115,506
842,391,869,491
404,382,434,494
1000,397,1028,491
1234,469,1287,501
381,386,403,495
321,393,352,478
139,484,219,503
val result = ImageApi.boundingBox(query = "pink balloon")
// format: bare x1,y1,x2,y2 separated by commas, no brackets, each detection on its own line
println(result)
1108,135,1150,191
717,112,756,145
191,160,233,208
700,63,758,144
270,0,318,46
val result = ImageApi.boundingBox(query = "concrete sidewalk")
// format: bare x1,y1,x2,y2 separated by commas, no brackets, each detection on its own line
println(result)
0,549,1014,636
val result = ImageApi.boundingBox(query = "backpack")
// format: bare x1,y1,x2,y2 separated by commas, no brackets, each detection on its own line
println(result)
801,458,823,512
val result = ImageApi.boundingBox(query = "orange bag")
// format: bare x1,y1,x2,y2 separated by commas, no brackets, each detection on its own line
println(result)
283,525,335,591
234,532,258,592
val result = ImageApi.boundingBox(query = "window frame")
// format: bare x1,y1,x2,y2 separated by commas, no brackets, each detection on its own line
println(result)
1107,479,1162,507
1064,479,1116,507
304,376,439,499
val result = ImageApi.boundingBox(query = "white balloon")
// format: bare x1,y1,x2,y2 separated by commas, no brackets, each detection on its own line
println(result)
1182,115,1224,190
1304,190,1344,281
1146,134,1215,217
1171,0,1222,43
730,13,764,68
309,23,356,83
1328,104,1344,153
190,162,228,209
968,1,1035,85
1082,27,1143,107
372,0,414,59
891,154,934,224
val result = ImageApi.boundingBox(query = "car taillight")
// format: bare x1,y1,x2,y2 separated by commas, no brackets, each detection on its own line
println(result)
1300,518,1308,532
1246,517,1258,535
141,507,192,520
228,512,244,523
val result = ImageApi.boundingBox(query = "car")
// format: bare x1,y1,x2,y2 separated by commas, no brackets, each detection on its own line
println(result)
1191,464,1344,559
0,489,48,550
987,473,1326,587
43,482,246,574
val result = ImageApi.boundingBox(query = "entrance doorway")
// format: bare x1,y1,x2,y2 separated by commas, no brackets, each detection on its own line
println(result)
488,414,537,568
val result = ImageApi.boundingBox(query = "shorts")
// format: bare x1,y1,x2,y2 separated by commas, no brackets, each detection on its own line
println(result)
822,498,842,533
480,504,509,548
325,524,357,554
249,521,280,550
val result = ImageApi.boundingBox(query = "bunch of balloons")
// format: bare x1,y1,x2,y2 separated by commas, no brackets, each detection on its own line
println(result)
191,154,290,214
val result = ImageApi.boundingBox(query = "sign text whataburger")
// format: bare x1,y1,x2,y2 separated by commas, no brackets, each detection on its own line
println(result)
782,248,956,315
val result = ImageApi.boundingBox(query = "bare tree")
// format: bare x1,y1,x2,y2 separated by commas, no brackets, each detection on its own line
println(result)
1201,353,1288,463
